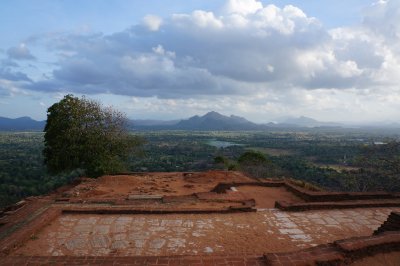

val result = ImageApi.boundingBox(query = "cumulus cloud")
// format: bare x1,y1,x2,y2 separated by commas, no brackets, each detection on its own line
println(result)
7,43,35,60
172,10,223,29
363,0,400,42
224,0,262,15
1,0,400,120
20,1,327,96
0,79,30,97
142,15,162,31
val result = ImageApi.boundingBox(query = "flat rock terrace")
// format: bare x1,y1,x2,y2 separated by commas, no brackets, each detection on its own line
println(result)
1,171,400,265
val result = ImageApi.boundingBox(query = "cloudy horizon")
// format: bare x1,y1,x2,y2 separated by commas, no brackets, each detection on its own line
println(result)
1,0,399,124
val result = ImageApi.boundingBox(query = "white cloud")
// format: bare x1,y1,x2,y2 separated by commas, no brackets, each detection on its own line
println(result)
337,60,363,78
191,10,223,28
152,45,165,55
19,0,398,96
7,43,35,60
224,0,262,15
364,0,400,41
0,79,30,96
142,15,162,31
2,0,400,122
172,10,223,29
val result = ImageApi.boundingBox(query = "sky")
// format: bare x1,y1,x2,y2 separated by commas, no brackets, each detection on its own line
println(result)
1,0,399,123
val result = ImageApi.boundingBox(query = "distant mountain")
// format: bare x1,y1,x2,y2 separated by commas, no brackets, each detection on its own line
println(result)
282,116,342,127
0,116,45,131
0,113,349,132
174,111,260,130
129,119,181,127
131,112,347,130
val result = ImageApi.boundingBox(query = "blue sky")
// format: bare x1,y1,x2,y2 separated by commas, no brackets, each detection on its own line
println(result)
1,0,399,123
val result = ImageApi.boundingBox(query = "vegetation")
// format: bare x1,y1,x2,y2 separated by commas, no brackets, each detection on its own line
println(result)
44,95,141,177
237,151,274,178
0,132,80,208
1,129,399,209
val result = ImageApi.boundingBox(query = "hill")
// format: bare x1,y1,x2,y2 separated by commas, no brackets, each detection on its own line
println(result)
0,113,349,131
0,116,45,131
174,111,260,130
130,119,180,126
282,116,342,127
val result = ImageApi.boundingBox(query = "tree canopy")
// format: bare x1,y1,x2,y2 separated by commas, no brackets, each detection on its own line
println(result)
43,94,141,177
238,150,271,178
238,151,267,166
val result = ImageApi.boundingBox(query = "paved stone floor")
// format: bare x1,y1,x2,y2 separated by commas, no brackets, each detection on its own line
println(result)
14,207,400,257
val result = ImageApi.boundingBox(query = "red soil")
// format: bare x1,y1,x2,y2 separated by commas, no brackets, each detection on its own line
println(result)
65,171,255,199
237,185,304,208
2,170,400,265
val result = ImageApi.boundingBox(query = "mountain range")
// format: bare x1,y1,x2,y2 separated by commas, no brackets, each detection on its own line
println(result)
0,116,46,131
173,111,260,130
131,112,344,130
277,116,342,127
1,112,398,131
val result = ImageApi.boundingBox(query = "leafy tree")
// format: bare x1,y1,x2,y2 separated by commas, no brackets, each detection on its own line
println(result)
357,141,400,171
350,141,400,191
43,94,141,177
213,155,228,169
214,155,227,165
238,150,275,178
238,150,267,165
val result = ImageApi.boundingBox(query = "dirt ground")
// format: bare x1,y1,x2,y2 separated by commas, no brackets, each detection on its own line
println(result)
62,171,307,209
3,169,400,266
4,170,400,263
236,186,304,208
65,171,254,199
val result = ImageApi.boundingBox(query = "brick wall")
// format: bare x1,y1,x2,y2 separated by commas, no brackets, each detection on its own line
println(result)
374,212,400,235
0,207,61,255
265,231,400,265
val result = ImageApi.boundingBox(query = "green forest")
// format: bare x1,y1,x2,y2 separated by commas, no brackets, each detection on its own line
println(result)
1,129,400,208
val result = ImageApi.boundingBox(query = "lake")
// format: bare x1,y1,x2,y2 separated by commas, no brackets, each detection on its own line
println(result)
206,139,243,148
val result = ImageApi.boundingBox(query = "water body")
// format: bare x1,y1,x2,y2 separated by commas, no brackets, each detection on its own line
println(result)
206,139,243,148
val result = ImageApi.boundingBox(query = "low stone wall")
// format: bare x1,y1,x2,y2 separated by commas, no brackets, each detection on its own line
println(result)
336,231,400,262
0,207,61,256
265,231,400,265
211,180,400,211
212,180,400,201
211,181,285,194
1,173,400,264
162,195,197,203
275,200,400,211
0,255,266,266
3,231,400,265
374,212,400,235
284,182,400,202
0,200,27,215
61,205,255,215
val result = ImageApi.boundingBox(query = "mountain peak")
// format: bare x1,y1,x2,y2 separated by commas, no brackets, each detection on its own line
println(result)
203,111,224,118
176,111,258,130
0,116,45,131
283,116,341,127
16,116,36,121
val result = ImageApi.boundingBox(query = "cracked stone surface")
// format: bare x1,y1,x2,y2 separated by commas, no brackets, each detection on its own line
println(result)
14,207,400,256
